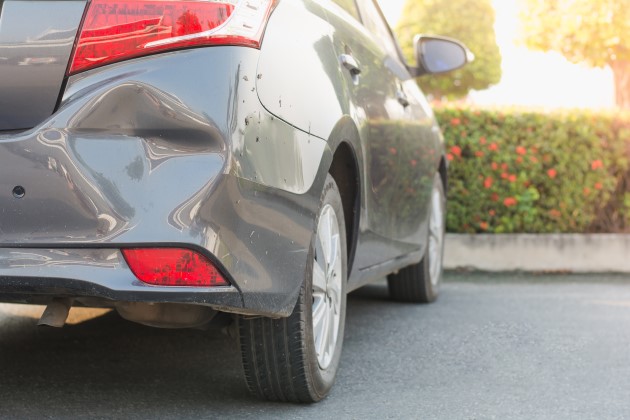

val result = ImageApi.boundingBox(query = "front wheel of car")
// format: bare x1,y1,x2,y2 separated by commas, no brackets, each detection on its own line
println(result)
237,174,347,403
388,172,446,303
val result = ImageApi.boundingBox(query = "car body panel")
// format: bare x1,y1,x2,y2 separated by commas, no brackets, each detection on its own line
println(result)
0,0,448,317
0,47,331,316
256,0,347,141
0,0,85,130
311,0,444,286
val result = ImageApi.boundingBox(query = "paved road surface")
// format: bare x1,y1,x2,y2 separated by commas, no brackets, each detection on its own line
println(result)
1,273,630,419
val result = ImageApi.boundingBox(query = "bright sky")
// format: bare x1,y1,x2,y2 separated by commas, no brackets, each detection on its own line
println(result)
378,0,615,109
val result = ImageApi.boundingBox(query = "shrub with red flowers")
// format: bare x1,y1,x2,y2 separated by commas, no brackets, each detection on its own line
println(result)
436,106,630,233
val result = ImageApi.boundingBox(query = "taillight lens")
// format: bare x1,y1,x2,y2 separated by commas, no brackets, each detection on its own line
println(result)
69,0,276,75
122,248,229,287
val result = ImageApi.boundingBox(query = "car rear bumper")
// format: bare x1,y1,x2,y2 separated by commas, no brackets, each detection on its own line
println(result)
0,248,245,311
0,47,331,317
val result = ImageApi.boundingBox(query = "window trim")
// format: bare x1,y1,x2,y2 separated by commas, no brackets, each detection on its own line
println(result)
355,0,411,72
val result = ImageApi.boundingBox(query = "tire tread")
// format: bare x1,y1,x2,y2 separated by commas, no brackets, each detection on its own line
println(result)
238,175,346,403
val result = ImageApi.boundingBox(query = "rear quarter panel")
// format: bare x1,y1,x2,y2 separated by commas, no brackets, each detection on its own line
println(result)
256,0,349,139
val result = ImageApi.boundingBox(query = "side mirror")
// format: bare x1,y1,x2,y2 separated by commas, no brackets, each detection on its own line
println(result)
412,35,473,76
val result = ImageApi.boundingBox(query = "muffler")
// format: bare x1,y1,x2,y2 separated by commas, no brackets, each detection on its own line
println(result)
38,297,73,327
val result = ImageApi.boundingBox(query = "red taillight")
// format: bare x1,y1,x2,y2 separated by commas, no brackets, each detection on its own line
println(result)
122,248,229,287
69,0,276,75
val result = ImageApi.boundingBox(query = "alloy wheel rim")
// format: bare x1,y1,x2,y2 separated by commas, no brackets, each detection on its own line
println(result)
428,183,444,287
312,204,343,370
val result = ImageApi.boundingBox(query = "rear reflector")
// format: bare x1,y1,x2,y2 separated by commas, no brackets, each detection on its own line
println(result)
69,0,276,75
122,248,229,287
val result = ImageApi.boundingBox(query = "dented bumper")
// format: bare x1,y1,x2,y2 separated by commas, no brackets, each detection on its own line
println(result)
0,47,330,317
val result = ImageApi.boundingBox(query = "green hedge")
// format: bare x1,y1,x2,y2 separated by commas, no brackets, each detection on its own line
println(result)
435,107,630,233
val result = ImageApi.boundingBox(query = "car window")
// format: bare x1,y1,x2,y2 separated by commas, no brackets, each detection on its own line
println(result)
331,0,360,21
355,0,401,60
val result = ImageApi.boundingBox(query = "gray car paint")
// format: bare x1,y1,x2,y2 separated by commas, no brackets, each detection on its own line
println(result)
0,0,85,131
257,0,443,284
0,48,329,316
0,0,445,317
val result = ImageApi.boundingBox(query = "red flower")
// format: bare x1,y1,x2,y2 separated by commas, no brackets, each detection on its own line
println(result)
503,197,517,207
479,221,489,231
595,182,603,190
583,187,591,196
547,169,557,178
484,177,494,189
447,153,454,161
549,209,561,218
450,118,461,126
508,174,517,183
389,147,397,155
516,156,523,164
491,162,498,170
591,160,603,170
489,210,496,217
451,145,462,157
489,143,498,151
491,193,499,202
516,146,527,155
410,159,418,167
475,151,485,158
501,163,508,170
479,136,487,145
501,172,509,179
530,156,539,163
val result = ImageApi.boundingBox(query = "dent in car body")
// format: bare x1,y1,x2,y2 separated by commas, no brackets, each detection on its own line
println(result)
0,0,447,316
0,48,329,316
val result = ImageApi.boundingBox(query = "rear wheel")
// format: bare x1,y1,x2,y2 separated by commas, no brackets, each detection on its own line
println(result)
388,173,445,303
238,175,347,402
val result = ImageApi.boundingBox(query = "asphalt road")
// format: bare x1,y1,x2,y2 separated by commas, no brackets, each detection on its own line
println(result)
2,273,630,419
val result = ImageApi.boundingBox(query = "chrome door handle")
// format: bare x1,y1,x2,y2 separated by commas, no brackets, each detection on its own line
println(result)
340,54,361,76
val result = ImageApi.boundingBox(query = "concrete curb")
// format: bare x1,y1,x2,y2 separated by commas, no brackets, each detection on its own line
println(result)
444,234,630,273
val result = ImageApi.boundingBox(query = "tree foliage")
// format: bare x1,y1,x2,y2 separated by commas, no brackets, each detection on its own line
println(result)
520,0,630,108
396,0,502,99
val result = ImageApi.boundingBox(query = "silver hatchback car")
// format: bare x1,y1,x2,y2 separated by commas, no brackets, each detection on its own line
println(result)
0,0,468,402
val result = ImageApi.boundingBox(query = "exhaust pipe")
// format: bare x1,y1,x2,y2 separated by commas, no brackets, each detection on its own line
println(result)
38,298,73,328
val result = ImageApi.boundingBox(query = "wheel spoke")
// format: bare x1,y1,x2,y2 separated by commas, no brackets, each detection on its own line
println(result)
316,302,330,359
327,233,340,277
312,259,327,295
329,281,340,313
326,300,337,360
319,209,332,270
312,297,326,344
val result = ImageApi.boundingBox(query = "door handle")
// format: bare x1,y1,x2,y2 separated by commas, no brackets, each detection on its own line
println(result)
340,54,361,76
397,90,410,107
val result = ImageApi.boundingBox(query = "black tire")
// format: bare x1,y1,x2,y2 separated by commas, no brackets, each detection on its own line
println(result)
237,174,347,403
388,173,445,303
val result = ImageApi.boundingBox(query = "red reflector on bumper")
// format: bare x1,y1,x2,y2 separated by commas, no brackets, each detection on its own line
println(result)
122,248,228,287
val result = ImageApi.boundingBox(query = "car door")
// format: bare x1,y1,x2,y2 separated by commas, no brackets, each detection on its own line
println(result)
324,0,439,275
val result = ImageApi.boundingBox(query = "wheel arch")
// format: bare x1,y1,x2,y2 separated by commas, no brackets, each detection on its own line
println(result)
325,117,362,276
